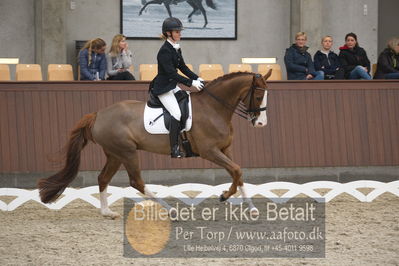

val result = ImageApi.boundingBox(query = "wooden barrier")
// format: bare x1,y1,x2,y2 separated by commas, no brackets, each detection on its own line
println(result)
0,80,398,172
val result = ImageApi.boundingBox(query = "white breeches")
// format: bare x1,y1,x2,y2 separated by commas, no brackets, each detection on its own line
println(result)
158,86,181,121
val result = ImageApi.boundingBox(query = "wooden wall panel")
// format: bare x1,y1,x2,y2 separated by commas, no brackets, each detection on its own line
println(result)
387,90,399,162
0,91,11,170
1,80,399,172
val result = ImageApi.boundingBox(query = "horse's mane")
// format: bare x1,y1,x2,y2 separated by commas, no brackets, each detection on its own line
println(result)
204,71,255,89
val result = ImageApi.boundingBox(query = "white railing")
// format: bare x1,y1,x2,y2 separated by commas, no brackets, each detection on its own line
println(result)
1,180,398,211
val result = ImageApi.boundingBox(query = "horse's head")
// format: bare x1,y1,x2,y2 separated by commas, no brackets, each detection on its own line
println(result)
241,69,272,127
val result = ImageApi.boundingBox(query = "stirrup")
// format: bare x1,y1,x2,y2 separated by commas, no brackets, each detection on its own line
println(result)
171,145,183,158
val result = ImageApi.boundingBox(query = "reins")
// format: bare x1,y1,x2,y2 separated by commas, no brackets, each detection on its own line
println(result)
202,74,267,121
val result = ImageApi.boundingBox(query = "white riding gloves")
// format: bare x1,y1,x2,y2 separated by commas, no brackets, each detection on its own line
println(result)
192,79,204,91
197,77,204,82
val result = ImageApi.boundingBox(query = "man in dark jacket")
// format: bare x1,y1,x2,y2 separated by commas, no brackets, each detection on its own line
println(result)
284,32,324,80
313,36,344,79
374,37,399,79
338,32,371,80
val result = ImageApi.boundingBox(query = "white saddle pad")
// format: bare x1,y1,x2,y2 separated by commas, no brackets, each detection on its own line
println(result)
143,94,193,134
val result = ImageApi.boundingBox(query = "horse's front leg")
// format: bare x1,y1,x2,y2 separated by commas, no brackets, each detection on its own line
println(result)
139,0,162,16
164,3,173,17
139,3,149,15
201,147,243,200
221,146,258,215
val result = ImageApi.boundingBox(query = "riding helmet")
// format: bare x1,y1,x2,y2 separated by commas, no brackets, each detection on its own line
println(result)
162,17,184,33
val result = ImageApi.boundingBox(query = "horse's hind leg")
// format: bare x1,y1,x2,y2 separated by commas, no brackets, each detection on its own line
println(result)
122,151,145,194
123,151,174,211
201,10,208,27
195,2,208,27
187,1,197,22
98,153,122,219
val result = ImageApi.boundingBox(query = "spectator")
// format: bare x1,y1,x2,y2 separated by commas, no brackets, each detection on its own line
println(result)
314,35,344,79
79,38,107,80
284,32,324,80
339,33,371,80
106,34,135,80
374,37,399,79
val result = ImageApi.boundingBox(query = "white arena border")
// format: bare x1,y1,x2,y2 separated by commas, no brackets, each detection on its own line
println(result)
1,180,399,211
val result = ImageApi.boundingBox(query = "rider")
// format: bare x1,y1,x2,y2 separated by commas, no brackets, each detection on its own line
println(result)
151,17,204,158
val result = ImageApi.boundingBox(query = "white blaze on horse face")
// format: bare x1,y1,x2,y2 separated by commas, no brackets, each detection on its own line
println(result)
254,90,268,128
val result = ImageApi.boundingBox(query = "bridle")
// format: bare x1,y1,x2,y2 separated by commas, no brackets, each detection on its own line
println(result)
202,73,267,121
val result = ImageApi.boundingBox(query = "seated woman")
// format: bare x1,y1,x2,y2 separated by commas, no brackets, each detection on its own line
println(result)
339,33,371,80
314,35,344,79
284,32,324,80
106,34,135,80
79,38,107,80
374,37,399,79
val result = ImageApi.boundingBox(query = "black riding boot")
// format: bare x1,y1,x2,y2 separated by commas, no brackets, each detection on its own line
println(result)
169,117,183,158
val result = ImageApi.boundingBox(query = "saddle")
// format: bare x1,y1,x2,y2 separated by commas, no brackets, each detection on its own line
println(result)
146,90,198,157
147,90,190,130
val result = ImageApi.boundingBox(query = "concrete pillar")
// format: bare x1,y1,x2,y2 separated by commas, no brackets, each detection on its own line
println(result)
35,0,66,78
290,0,323,54
290,0,301,44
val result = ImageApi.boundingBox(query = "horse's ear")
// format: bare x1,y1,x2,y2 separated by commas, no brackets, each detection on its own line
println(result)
263,69,273,80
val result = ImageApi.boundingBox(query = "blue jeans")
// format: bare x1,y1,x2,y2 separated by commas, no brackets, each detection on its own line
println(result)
349,65,372,80
306,71,324,80
384,72,399,79
313,71,325,80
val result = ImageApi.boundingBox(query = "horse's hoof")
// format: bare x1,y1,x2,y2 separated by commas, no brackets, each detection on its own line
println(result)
169,209,177,219
250,207,259,217
101,209,120,220
219,193,227,202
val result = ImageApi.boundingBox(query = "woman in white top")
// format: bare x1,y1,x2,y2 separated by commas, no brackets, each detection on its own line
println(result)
106,34,135,80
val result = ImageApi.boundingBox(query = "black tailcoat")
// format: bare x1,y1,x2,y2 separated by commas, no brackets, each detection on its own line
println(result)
152,41,198,95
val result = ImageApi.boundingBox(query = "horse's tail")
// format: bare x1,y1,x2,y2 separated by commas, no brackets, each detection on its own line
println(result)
205,0,216,9
37,112,97,203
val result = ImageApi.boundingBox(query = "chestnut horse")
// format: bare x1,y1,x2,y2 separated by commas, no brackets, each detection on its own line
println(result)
37,70,272,218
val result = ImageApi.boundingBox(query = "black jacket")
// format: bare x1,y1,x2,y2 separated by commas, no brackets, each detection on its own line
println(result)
313,50,341,75
374,48,399,79
284,44,317,80
152,41,198,96
339,45,370,78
